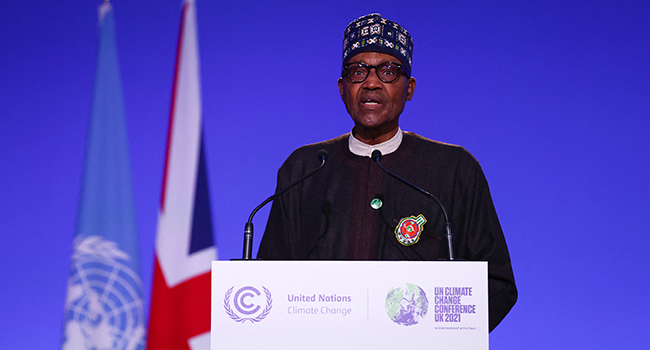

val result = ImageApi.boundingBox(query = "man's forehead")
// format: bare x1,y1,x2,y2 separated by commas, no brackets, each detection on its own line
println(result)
347,52,402,65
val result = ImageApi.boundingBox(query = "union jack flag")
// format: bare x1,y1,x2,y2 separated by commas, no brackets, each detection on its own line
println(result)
146,1,217,349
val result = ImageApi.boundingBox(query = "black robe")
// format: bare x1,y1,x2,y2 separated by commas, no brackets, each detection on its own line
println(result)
258,132,517,331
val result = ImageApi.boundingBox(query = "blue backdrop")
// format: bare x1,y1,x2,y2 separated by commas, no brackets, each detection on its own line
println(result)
1,0,648,348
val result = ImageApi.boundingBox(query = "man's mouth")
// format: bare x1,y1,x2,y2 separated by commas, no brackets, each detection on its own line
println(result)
362,98,381,106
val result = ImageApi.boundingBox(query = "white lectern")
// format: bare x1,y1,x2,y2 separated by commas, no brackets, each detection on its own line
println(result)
211,261,488,349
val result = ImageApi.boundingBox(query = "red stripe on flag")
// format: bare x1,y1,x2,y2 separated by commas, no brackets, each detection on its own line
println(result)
146,257,211,350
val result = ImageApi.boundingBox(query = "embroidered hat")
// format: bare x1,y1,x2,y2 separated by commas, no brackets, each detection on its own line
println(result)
342,13,414,76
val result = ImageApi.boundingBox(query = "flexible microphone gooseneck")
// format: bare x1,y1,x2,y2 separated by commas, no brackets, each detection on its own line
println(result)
371,150,456,261
242,149,328,260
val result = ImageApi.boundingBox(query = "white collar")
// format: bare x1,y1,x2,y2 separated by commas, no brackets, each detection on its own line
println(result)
348,127,403,158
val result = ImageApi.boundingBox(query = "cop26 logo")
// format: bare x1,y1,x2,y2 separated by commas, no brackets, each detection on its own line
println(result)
223,286,273,323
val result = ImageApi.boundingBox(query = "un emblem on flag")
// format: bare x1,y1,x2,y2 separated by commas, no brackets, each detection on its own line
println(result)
62,236,145,350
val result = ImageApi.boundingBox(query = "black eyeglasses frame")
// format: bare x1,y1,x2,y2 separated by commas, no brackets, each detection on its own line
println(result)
342,61,409,84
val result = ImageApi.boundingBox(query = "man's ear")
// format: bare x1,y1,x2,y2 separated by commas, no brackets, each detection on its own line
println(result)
406,76,416,101
338,77,345,100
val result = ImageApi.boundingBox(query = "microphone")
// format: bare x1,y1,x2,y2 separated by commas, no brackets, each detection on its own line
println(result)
371,150,456,261
241,149,328,260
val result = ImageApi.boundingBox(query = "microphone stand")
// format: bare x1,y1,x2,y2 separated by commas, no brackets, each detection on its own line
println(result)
242,150,328,260
371,150,456,261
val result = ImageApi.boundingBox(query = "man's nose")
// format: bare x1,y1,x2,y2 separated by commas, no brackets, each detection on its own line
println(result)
362,68,382,89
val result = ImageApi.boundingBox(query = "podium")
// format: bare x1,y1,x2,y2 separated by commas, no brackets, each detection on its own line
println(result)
211,260,488,349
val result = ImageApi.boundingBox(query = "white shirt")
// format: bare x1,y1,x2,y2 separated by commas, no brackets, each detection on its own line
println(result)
348,127,404,158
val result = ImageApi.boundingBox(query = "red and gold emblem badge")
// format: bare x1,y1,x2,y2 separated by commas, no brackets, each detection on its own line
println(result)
395,214,427,246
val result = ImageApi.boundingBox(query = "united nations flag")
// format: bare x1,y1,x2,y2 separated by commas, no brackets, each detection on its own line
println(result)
61,3,145,349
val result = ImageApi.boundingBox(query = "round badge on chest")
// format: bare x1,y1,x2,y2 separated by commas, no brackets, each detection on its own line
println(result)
394,214,427,246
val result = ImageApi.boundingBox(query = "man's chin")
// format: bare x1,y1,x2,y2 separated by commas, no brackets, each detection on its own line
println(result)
352,113,389,128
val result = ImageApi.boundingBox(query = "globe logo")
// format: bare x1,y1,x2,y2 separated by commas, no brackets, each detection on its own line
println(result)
385,283,429,326
62,236,145,350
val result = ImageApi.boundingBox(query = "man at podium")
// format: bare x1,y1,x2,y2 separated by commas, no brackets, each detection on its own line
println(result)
257,13,517,332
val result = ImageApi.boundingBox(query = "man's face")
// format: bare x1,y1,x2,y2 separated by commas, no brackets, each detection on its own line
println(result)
338,51,416,144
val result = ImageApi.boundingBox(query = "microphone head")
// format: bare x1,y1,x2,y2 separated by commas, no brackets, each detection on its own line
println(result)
317,149,328,162
371,149,383,162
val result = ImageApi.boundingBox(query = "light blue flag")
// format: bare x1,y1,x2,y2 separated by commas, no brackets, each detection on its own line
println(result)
61,3,146,350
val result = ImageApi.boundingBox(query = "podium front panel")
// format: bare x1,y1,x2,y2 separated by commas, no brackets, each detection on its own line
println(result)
211,260,488,349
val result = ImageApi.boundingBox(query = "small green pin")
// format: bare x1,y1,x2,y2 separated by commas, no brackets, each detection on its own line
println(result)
370,198,383,210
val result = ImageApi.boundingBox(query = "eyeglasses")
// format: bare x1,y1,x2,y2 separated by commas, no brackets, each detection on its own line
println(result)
342,62,408,83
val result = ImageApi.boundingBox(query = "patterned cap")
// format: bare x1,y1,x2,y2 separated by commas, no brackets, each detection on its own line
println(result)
342,13,414,76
